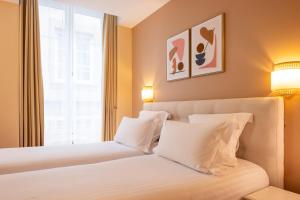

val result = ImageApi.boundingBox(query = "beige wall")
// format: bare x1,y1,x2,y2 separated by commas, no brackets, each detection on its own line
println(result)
116,26,133,126
0,1,20,148
132,0,300,193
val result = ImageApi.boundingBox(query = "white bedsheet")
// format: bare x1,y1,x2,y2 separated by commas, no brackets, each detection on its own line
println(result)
0,141,143,175
0,155,269,200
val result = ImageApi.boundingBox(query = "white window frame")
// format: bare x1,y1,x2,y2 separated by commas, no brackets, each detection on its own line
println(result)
40,0,104,146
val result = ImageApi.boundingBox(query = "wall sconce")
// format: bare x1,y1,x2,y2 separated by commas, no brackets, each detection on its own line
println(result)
141,86,154,102
271,61,300,96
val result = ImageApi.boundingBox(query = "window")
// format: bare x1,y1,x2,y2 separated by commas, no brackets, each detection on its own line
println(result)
39,0,104,146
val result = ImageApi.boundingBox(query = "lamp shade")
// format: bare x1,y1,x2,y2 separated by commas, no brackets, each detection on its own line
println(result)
271,61,300,95
141,86,153,102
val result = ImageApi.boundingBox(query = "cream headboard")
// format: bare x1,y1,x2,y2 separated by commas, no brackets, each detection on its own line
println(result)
143,97,284,188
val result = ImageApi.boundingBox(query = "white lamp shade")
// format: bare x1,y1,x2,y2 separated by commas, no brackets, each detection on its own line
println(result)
141,86,153,102
271,62,300,95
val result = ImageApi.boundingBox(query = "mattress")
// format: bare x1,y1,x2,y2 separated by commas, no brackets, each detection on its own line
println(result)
0,155,269,200
0,141,143,175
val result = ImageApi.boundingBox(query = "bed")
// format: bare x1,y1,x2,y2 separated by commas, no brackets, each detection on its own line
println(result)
0,97,284,200
0,155,269,200
0,141,143,175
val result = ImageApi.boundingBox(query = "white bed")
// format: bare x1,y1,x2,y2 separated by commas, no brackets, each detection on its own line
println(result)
0,155,269,200
0,141,143,175
0,97,284,200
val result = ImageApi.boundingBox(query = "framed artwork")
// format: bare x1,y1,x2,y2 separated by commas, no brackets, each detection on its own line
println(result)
191,14,224,77
166,30,190,81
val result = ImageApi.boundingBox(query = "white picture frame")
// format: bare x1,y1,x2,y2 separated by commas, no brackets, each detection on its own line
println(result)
166,30,190,81
191,14,224,77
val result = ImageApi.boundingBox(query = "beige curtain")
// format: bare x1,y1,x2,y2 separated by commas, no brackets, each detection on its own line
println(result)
19,0,44,147
102,14,118,141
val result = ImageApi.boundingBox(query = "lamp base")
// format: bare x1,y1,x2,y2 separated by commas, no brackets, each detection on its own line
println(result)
271,88,300,96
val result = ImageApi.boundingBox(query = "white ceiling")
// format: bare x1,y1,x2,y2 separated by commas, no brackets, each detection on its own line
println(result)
57,0,170,28
2,0,170,28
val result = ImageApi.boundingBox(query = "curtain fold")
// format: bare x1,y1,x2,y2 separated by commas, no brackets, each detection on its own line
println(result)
19,0,44,147
102,14,118,141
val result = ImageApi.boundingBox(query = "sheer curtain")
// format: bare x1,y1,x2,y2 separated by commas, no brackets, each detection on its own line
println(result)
39,0,104,145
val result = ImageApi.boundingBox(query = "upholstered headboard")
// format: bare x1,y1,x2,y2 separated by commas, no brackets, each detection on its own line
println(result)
143,97,284,188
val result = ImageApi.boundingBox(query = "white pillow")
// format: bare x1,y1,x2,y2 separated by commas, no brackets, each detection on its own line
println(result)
155,120,235,174
114,117,156,153
188,113,253,167
138,110,170,142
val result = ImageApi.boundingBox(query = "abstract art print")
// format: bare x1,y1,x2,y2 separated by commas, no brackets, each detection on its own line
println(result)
191,14,224,77
166,30,190,81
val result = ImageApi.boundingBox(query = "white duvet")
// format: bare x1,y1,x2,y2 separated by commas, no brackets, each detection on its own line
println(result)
0,141,143,175
0,155,269,200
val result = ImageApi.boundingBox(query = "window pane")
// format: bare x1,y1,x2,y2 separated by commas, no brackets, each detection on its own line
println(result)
73,12,103,144
40,4,71,146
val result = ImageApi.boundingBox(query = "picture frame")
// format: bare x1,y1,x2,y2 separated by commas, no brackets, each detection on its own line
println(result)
166,30,190,81
191,14,224,77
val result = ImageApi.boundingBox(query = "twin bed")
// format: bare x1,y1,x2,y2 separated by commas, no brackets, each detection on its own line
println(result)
0,156,269,200
0,141,143,175
0,97,284,200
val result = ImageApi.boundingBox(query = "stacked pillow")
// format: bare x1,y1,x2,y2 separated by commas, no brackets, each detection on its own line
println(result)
138,110,171,143
154,113,253,175
114,110,170,153
189,113,253,168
